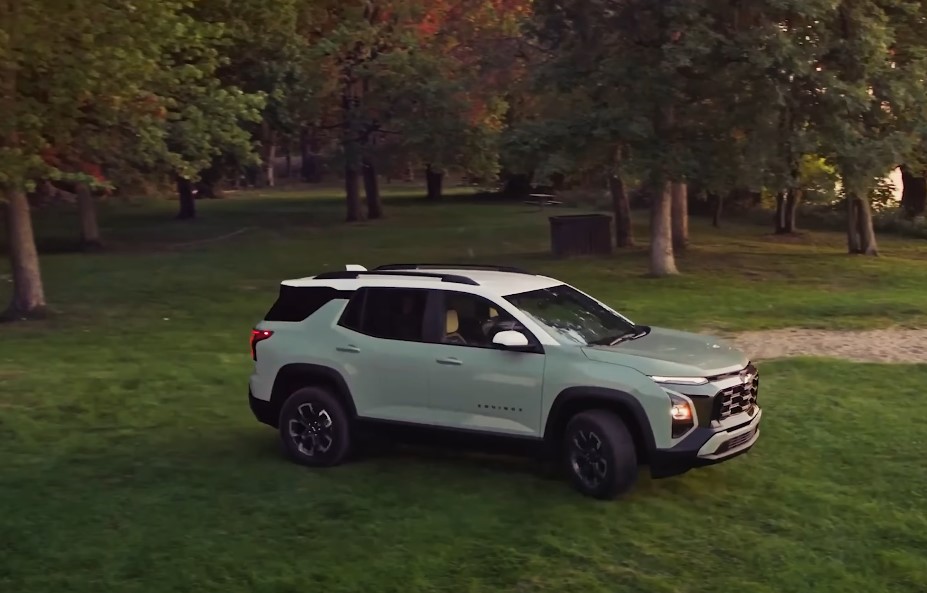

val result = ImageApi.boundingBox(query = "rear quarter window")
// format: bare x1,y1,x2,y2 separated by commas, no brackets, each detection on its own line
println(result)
264,285,351,322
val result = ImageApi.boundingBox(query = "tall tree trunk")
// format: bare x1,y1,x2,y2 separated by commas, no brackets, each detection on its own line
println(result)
846,196,861,254
176,176,196,220
345,161,362,222
774,190,787,233
197,164,224,199
75,183,102,249
2,188,47,320
671,181,688,250
856,195,878,256
650,180,678,276
342,81,364,222
363,158,382,219
608,172,633,248
300,128,322,182
783,188,801,233
0,3,44,320
261,137,276,188
847,191,879,255
710,191,723,227
900,165,927,219
284,144,292,179
425,164,444,200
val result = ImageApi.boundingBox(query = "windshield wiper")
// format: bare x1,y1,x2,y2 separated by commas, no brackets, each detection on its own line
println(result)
607,325,649,346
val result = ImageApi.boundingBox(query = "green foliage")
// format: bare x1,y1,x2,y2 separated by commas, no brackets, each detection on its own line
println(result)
799,155,840,204
0,0,266,193
525,0,927,209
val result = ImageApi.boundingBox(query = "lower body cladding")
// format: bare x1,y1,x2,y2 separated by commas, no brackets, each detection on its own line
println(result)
649,408,762,479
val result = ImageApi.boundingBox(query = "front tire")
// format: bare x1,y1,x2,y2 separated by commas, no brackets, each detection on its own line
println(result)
278,386,351,467
563,410,638,499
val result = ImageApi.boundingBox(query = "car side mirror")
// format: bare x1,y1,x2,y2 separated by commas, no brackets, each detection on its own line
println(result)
492,330,530,350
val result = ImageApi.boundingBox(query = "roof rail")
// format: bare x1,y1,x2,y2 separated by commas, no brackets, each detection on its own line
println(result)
373,263,532,275
313,270,480,286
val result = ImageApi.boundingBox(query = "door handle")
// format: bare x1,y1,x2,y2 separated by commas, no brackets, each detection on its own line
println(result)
435,357,463,366
337,345,361,353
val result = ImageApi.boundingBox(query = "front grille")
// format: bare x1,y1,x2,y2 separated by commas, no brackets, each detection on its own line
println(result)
714,367,759,420
715,428,757,454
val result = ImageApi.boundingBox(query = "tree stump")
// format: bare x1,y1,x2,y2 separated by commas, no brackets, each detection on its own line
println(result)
549,214,613,257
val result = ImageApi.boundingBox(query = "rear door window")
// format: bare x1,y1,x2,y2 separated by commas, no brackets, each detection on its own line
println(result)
338,287,431,342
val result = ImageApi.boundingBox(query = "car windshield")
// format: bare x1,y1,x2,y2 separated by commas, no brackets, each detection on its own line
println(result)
504,285,636,346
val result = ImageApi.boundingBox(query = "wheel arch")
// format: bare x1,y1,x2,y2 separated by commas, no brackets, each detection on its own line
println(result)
545,387,656,464
268,363,357,427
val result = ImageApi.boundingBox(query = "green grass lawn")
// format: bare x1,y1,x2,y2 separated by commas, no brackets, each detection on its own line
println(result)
2,185,926,592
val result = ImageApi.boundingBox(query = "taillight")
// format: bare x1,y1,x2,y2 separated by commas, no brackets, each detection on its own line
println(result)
250,329,274,360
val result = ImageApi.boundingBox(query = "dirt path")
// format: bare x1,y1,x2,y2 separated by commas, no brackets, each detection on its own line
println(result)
728,328,927,364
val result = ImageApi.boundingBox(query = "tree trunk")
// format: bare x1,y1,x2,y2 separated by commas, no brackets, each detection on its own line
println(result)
774,190,787,233
783,188,801,233
363,158,382,219
300,128,322,182
261,138,276,188
196,164,224,199
847,191,878,254
710,191,723,227
345,162,362,222
75,183,102,249
425,165,444,200
856,195,878,255
846,195,861,253
2,188,47,320
608,172,633,247
650,180,678,276
900,165,927,219
176,177,196,220
284,144,292,179
671,181,688,250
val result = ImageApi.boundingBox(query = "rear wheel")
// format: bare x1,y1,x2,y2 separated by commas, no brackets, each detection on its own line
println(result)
278,386,351,467
563,410,638,499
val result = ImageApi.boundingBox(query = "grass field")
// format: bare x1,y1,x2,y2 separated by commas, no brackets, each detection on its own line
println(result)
2,185,926,592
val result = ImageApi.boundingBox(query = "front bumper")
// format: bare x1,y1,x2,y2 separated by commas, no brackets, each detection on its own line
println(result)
649,407,762,478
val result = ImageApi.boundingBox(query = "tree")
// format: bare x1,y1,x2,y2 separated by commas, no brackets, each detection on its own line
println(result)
151,7,266,220
0,0,264,320
1,0,184,319
532,0,728,275
813,0,927,255
192,0,306,190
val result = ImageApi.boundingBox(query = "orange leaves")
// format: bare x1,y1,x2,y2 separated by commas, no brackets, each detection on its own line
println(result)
39,145,108,183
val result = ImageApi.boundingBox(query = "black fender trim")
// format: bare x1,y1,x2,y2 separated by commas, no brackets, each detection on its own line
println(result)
269,363,358,422
544,386,657,461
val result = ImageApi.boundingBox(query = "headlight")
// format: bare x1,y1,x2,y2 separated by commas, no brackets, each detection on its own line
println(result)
650,375,708,386
669,394,695,437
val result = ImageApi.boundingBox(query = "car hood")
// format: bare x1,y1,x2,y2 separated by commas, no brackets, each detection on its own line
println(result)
581,326,748,377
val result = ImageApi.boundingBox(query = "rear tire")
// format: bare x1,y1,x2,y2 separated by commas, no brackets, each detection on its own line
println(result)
563,410,638,499
278,386,351,467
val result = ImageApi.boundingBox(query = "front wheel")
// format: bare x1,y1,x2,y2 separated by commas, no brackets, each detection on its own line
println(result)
563,410,638,499
278,386,351,467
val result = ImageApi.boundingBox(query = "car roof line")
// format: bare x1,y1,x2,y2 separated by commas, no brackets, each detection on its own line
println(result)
372,263,533,275
312,270,480,286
